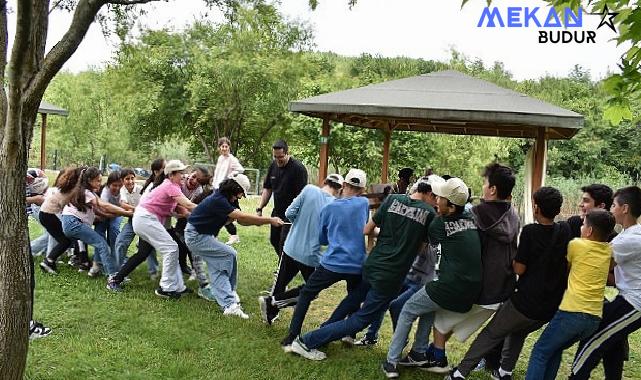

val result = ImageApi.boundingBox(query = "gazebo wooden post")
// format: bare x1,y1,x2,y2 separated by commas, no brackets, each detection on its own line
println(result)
39,113,47,170
531,127,547,191
381,125,391,183
318,118,330,185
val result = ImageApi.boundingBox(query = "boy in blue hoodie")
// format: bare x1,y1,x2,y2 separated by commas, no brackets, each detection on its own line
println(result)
281,169,370,355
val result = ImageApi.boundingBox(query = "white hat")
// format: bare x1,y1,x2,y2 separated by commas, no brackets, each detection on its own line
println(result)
229,173,251,195
410,174,445,193
325,173,344,186
345,168,367,188
432,177,469,206
164,160,188,175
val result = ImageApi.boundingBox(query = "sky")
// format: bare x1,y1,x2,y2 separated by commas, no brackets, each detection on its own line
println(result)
13,0,627,81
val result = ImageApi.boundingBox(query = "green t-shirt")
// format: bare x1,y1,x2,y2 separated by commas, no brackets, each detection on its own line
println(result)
424,212,482,313
364,195,436,296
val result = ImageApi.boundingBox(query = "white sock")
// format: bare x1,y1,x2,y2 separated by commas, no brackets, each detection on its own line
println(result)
499,368,512,377
453,369,465,379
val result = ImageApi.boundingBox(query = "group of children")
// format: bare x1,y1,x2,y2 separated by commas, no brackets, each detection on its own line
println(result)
254,162,640,380
26,153,641,379
29,137,273,320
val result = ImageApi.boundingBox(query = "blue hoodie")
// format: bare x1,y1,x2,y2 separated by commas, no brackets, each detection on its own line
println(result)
283,185,335,267
319,196,370,274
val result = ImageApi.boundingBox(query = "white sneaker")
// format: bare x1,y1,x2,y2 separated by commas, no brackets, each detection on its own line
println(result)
232,291,241,304
341,336,355,345
88,263,102,277
223,303,249,319
290,337,326,361
226,235,240,245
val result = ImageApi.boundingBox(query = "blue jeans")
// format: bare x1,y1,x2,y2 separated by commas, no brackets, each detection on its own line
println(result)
366,278,422,340
94,216,122,265
114,220,135,269
288,265,362,338
526,310,601,380
62,215,117,275
184,224,238,309
387,287,441,364
302,280,394,349
29,205,51,256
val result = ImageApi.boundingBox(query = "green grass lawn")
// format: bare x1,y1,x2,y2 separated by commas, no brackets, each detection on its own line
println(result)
26,199,641,379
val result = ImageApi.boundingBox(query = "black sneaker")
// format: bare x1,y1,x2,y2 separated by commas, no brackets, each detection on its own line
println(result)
445,368,466,380
258,296,279,325
67,254,80,268
399,350,430,367
154,287,181,299
420,352,450,374
178,287,193,295
39,259,57,274
77,261,91,272
381,361,399,378
29,320,52,339
491,369,512,380
354,336,378,347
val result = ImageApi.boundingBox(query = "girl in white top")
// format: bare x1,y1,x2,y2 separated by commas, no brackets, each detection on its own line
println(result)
39,168,82,274
92,171,125,274
58,167,133,277
213,137,244,245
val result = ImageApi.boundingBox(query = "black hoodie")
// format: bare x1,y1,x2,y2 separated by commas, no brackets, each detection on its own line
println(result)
471,200,520,305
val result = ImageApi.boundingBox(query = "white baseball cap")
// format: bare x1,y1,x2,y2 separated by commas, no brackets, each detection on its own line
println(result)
229,173,251,196
432,177,469,206
164,160,188,175
345,168,367,188
410,174,445,193
325,173,344,186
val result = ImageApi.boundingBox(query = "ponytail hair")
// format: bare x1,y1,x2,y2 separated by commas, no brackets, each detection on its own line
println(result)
71,166,101,212
141,158,165,195
56,167,82,194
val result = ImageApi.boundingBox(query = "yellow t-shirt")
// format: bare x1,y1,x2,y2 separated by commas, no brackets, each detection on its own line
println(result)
559,238,612,317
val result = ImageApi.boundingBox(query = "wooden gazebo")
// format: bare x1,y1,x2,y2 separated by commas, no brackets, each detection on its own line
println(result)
37,100,69,170
289,70,584,222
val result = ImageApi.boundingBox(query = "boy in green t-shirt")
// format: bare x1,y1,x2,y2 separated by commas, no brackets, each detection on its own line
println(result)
288,179,436,361
526,209,615,380
383,177,482,378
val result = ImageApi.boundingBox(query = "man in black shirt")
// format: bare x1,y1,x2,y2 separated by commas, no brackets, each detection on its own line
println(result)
256,140,308,257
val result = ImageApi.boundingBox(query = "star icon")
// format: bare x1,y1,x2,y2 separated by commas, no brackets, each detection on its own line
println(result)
597,4,619,32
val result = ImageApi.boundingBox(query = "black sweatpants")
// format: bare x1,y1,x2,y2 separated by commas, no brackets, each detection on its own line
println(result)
570,295,641,380
270,253,315,309
39,211,72,261
269,223,291,257
112,238,154,283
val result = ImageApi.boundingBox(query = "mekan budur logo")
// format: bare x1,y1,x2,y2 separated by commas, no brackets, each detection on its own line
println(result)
477,5,619,44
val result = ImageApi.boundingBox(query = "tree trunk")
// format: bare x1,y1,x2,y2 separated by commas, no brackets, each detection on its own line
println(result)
0,123,31,379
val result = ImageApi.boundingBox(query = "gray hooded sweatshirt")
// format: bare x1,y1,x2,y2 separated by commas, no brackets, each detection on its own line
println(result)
471,200,520,305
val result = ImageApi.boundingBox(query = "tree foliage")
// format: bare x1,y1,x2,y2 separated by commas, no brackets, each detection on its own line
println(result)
110,4,311,168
